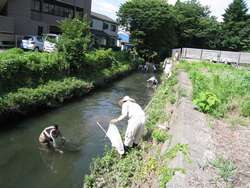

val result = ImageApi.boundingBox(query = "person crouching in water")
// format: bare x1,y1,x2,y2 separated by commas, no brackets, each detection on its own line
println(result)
147,76,158,88
110,96,146,154
39,124,66,152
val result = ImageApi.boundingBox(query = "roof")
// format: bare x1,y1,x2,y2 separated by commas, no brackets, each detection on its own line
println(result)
120,38,129,43
120,38,134,46
90,29,110,37
91,12,119,25
118,28,130,36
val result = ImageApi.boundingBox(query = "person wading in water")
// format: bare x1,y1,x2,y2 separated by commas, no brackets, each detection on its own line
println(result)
39,124,66,153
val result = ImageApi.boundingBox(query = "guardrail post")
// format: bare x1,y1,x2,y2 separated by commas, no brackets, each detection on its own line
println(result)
237,52,241,68
199,49,203,63
185,48,187,60
218,51,221,63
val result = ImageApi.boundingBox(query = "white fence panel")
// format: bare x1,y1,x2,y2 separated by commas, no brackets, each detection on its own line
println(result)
239,53,250,64
172,47,250,69
202,49,220,60
185,48,202,59
220,51,239,63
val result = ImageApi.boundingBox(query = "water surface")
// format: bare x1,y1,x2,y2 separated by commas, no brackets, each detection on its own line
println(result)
0,64,162,188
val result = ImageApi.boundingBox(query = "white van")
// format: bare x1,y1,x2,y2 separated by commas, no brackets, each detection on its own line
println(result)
43,34,60,52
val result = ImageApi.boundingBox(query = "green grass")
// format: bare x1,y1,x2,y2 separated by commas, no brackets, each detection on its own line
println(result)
178,60,250,118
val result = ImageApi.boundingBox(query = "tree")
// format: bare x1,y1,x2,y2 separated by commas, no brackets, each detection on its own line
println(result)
173,0,219,49
57,15,92,74
117,0,177,60
220,0,250,51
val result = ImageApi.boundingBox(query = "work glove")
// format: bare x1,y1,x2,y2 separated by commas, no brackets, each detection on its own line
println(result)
110,119,117,124
61,137,66,141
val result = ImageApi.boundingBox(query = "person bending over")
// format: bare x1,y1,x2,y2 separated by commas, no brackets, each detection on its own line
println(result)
110,96,146,153
39,124,66,152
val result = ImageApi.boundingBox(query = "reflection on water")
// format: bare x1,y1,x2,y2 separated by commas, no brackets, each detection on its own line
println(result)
0,64,162,188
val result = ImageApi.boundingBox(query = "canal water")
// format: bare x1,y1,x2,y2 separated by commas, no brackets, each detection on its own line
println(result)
0,63,162,188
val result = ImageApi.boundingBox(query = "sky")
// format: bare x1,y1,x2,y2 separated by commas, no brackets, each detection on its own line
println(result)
91,0,250,23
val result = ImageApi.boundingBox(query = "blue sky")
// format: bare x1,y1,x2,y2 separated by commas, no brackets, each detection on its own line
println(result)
91,0,250,22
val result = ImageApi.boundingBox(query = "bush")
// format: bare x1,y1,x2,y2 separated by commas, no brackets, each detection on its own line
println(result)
100,44,121,51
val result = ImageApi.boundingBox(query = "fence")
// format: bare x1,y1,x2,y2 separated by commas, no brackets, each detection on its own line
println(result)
172,48,250,69
0,34,23,50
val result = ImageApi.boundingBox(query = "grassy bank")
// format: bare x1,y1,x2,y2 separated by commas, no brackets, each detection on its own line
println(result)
83,63,191,188
178,60,250,120
0,48,142,123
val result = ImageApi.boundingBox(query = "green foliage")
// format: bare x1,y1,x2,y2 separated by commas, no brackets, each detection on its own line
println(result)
117,0,177,59
99,44,121,51
57,15,92,74
85,48,116,71
0,77,92,117
152,130,172,143
207,154,235,181
191,91,221,116
220,0,250,51
0,48,141,121
174,0,219,49
84,146,144,188
241,99,250,117
141,156,158,175
0,49,60,92
168,95,176,104
157,143,191,187
159,166,186,188
178,60,250,119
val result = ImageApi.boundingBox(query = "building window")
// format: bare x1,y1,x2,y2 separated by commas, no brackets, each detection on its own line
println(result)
90,20,93,27
103,23,108,30
42,1,74,18
31,0,41,12
44,3,54,14
38,26,43,36
76,7,83,19
111,25,116,32
55,5,64,16
111,39,115,45
64,7,73,18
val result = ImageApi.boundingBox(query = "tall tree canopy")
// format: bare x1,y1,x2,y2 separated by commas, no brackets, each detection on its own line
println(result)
173,0,220,49
117,0,177,59
220,0,250,51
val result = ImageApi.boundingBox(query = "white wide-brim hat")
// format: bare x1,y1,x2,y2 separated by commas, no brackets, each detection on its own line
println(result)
118,96,136,106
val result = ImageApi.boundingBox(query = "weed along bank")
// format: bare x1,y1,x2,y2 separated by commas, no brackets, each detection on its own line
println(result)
84,60,250,188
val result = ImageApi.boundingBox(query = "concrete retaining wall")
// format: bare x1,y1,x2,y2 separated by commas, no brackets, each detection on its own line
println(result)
160,70,216,187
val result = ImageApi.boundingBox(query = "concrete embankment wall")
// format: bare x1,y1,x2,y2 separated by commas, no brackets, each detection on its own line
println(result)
160,70,216,187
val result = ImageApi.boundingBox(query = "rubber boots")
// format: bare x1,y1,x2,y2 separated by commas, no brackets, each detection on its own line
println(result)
132,142,138,148
124,145,130,153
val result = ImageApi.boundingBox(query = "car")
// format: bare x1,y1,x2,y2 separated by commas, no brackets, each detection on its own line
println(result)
20,35,44,51
43,34,60,52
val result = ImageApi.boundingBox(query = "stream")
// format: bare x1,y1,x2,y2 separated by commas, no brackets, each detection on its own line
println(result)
0,63,162,188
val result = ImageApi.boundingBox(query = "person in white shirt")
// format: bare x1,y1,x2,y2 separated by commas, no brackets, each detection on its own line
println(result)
110,96,146,153
174,51,179,61
144,65,148,73
163,60,172,78
147,76,158,87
